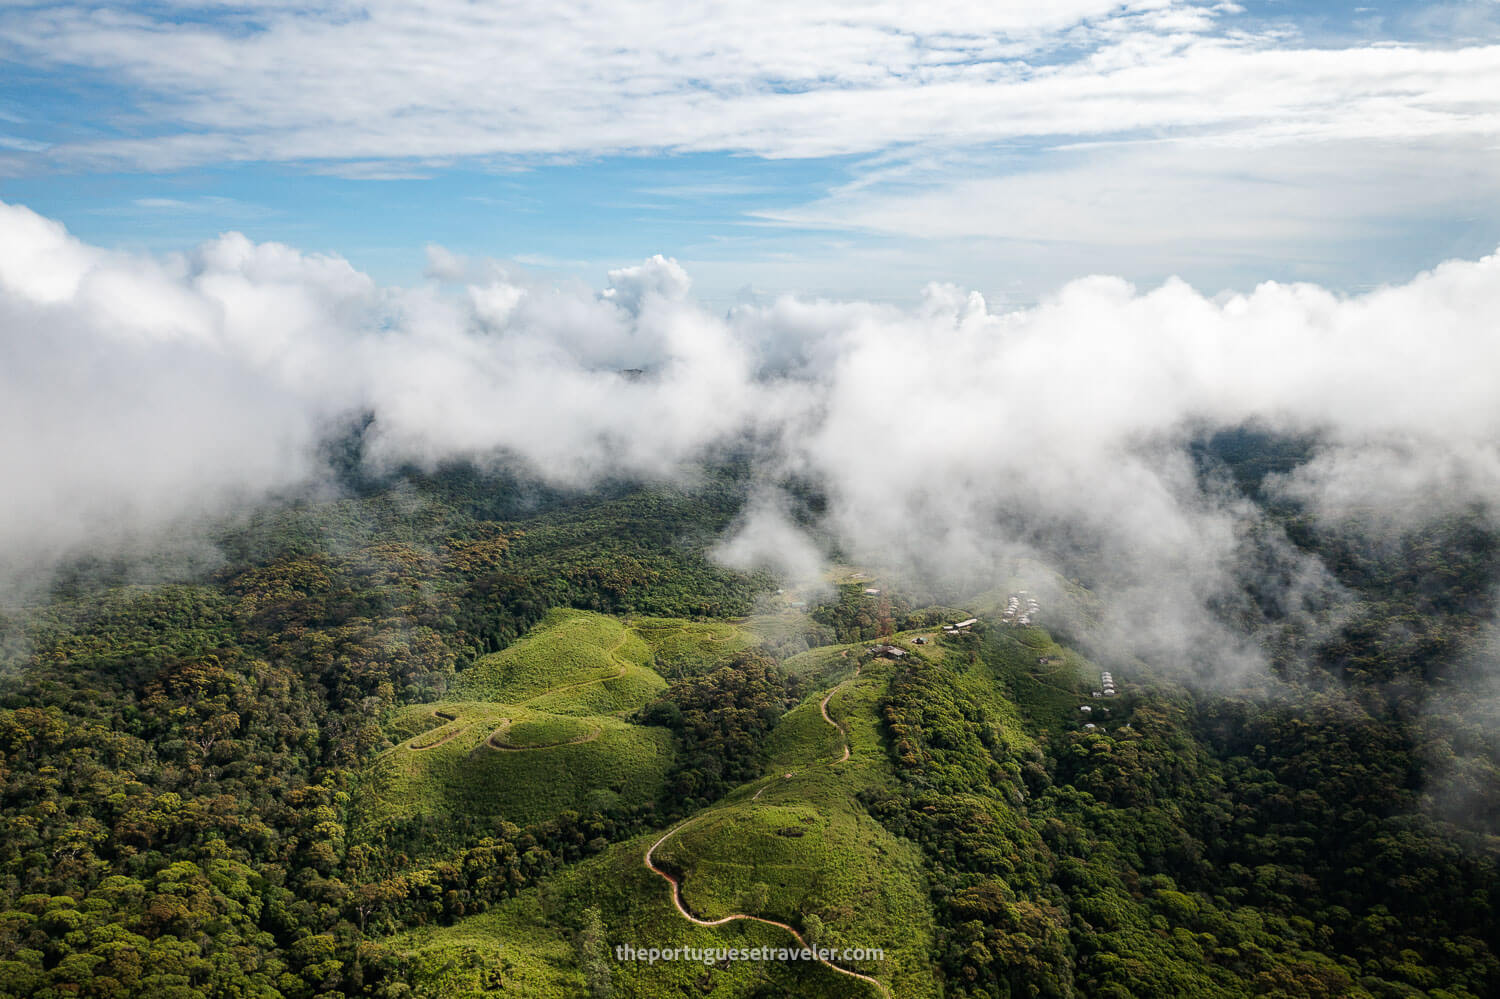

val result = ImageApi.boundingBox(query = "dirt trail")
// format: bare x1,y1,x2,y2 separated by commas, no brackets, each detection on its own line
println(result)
407,710,466,751
819,665,859,763
411,628,633,753
485,719,602,751
644,823,890,998
644,662,890,998
516,628,632,705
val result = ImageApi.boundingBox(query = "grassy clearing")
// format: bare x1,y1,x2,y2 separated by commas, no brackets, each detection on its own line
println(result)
384,651,941,997
384,701,510,749
368,609,690,826
577,832,905,997
985,625,1093,735
632,617,755,678
375,895,584,997
454,608,649,702
384,708,451,743
374,709,675,825
495,715,597,748
525,663,665,716
742,606,812,634
763,698,844,774
656,796,929,966
782,643,861,684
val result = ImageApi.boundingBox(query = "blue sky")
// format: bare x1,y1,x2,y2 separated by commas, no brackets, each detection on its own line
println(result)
2,0,1499,304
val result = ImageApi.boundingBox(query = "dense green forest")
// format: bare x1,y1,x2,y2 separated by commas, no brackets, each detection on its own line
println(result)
0,448,1497,997
0,466,773,997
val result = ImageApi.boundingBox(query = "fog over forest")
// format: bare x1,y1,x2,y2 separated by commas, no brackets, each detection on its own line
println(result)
6,199,1500,682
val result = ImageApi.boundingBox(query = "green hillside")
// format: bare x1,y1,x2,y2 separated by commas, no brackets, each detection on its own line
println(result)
3,463,1499,999
368,609,684,827
372,702,674,824
392,652,941,998
454,608,654,702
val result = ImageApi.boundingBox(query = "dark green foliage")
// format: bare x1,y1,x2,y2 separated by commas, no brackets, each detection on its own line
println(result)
3,437,1500,999
576,906,612,999
0,466,770,998
1192,426,1316,499
641,650,803,811
866,630,1500,999
866,657,1074,998
806,583,963,644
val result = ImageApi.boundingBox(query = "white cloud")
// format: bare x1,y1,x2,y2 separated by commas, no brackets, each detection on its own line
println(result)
5,200,1500,681
712,493,827,590
764,139,1500,246
2,2,1498,170
119,195,272,217
6,2,1499,302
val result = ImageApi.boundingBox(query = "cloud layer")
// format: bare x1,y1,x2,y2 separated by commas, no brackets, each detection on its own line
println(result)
5,3,1498,308
3,1,1499,170
5,200,1500,680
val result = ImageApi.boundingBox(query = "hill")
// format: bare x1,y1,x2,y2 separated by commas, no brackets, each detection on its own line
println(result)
384,650,942,997
2,460,1499,999
367,609,686,827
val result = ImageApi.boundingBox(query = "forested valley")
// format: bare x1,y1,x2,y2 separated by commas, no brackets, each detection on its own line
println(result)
0,440,1496,998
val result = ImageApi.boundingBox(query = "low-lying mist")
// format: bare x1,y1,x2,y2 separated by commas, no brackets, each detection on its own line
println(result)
5,199,1500,691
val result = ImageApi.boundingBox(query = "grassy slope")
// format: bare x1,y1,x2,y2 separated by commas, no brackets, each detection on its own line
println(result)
986,623,1114,738
524,664,665,716
376,611,955,996
369,610,765,828
399,651,943,998
499,715,596,748
378,895,585,997
370,609,682,826
631,617,756,678
384,871,849,998
453,608,652,702
653,665,937,996
372,700,676,824
782,643,862,685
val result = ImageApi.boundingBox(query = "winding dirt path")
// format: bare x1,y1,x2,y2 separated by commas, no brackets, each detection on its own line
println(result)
820,667,859,763
485,718,602,751
408,627,634,754
407,711,466,751
516,628,632,705
643,662,890,998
